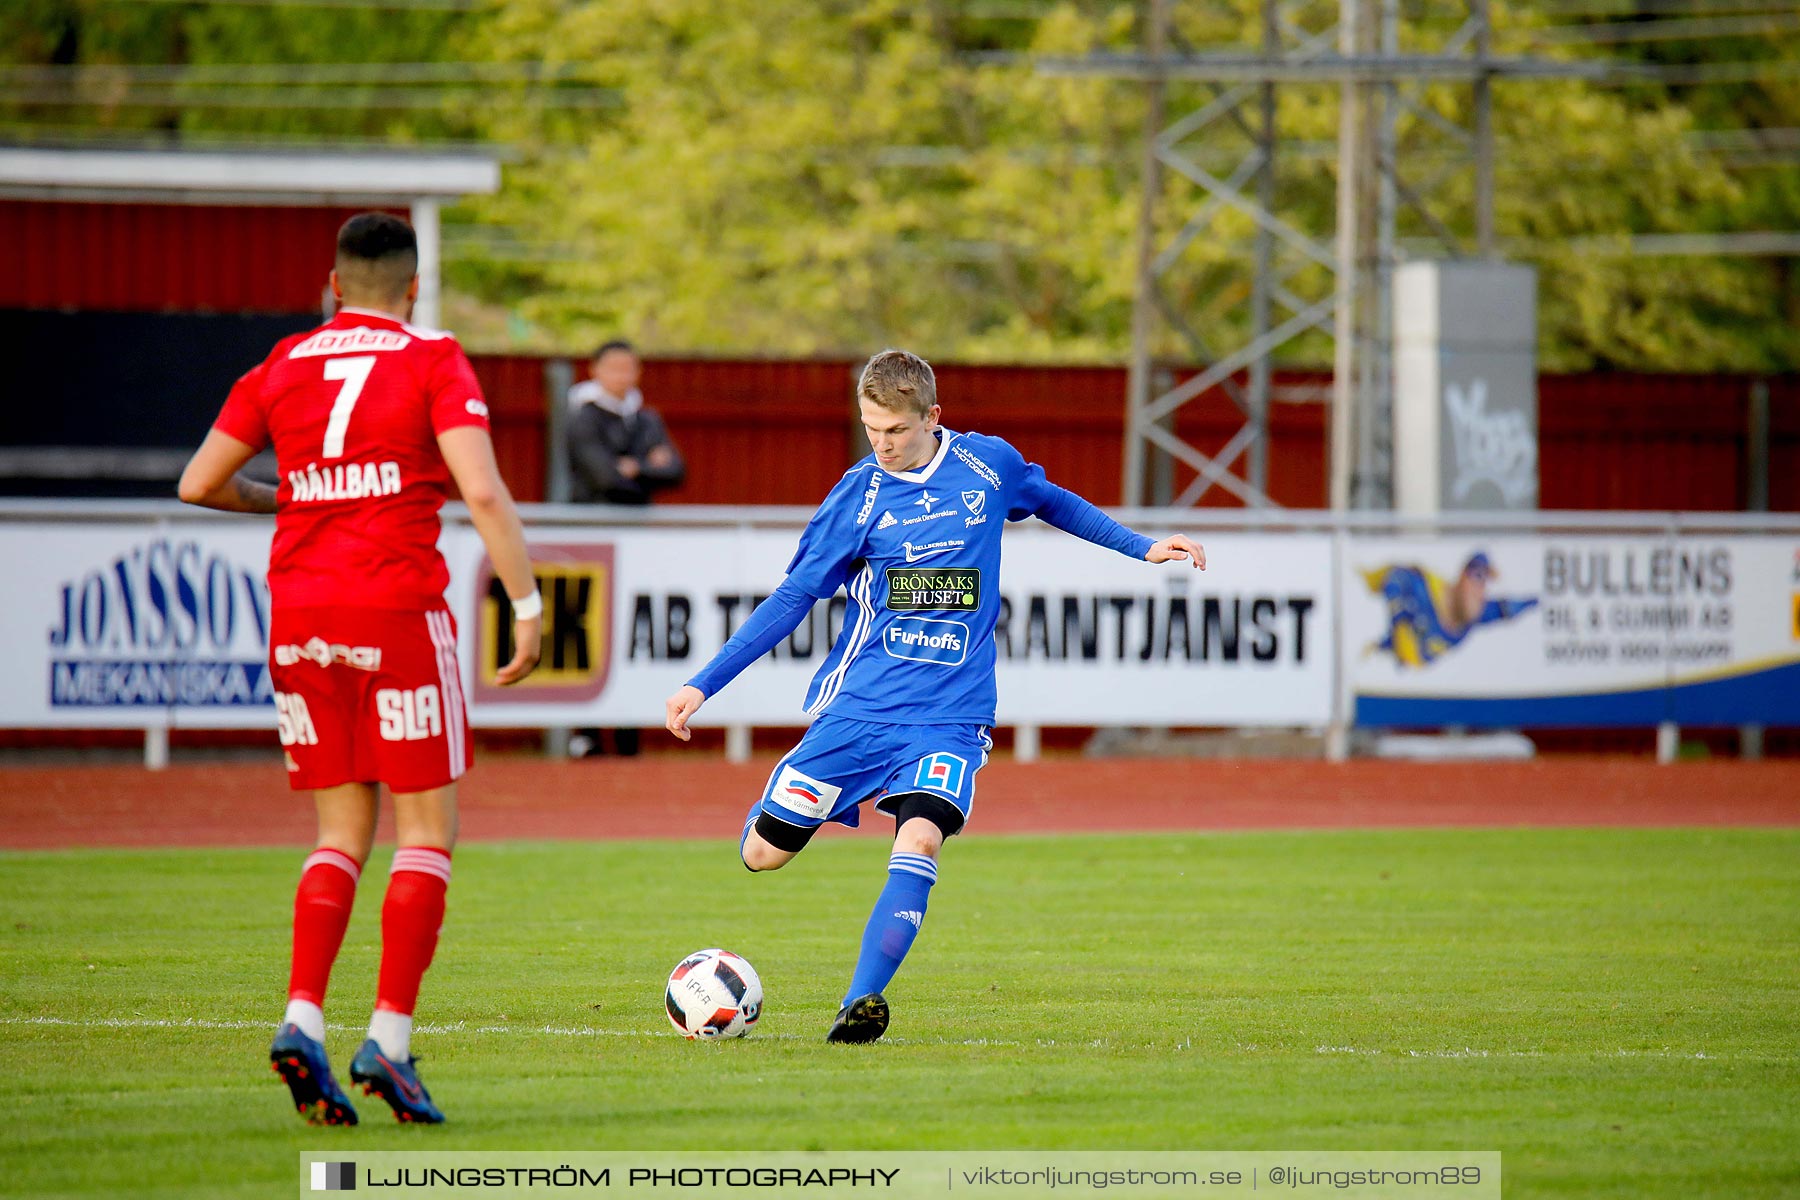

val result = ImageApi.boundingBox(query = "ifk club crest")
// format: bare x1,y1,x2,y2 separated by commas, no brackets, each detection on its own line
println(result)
474,543,613,704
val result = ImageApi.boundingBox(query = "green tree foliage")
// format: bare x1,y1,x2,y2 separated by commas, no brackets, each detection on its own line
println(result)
3,1,1796,369
466,0,1800,370
474,0,1149,358
0,0,476,140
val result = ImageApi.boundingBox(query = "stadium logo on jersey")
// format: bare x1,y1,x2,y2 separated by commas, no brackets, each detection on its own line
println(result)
952,444,1001,490
769,764,841,820
288,326,411,358
876,511,898,530
884,617,970,665
914,752,968,795
899,538,964,564
962,490,986,518
886,568,980,611
855,468,884,526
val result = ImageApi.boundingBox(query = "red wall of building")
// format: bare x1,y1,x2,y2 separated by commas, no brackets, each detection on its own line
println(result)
483,354,1793,513
1773,378,1800,513
465,354,556,510
13,195,1786,513
641,358,861,506
1538,373,1761,511
3,199,363,314
8,198,1790,513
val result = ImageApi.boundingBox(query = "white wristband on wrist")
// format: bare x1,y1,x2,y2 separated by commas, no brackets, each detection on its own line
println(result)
509,590,543,621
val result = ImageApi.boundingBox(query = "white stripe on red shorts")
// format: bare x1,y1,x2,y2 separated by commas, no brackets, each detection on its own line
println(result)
424,611,466,782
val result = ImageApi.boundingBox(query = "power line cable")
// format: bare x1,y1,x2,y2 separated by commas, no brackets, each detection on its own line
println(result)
0,121,518,156
1536,0,1795,14
1536,11,1800,43
0,86,621,110
100,0,479,11
1597,59,1800,86
996,50,1800,87
0,63,610,84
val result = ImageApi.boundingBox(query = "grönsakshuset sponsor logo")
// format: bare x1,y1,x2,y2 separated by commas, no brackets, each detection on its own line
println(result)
886,567,981,612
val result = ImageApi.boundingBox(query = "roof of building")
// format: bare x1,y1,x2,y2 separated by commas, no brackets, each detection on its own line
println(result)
0,144,500,206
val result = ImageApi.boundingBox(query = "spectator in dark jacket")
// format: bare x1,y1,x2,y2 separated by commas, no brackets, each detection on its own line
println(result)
567,340,681,758
567,340,685,504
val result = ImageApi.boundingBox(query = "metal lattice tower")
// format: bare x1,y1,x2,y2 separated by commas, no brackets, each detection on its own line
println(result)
1041,0,1602,509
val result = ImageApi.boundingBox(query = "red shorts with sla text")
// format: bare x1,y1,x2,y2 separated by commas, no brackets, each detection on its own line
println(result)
268,606,471,793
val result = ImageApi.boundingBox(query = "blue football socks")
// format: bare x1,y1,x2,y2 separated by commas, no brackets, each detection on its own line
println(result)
843,851,938,1006
739,806,758,867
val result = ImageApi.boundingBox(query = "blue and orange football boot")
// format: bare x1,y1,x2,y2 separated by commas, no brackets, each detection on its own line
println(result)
269,1023,359,1126
349,1039,445,1124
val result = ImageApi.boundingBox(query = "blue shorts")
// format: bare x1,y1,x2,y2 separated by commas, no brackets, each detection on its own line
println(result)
756,715,993,839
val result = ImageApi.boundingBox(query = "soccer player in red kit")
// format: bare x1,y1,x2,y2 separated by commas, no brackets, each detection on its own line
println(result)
179,213,541,1125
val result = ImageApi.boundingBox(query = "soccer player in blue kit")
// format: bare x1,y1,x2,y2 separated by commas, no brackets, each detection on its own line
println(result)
664,349,1204,1043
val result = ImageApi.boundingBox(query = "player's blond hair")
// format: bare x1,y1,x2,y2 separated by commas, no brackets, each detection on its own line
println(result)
857,349,936,418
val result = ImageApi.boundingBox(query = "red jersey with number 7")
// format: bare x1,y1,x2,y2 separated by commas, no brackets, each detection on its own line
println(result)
213,306,491,610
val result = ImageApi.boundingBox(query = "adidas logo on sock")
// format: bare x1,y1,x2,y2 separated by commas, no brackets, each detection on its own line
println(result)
893,910,923,929
877,511,897,530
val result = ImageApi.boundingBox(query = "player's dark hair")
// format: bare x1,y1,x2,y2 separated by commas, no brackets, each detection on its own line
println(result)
334,212,418,301
594,339,636,361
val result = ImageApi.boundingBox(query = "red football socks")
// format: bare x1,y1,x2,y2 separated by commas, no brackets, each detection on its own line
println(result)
375,846,453,1018
287,848,362,1007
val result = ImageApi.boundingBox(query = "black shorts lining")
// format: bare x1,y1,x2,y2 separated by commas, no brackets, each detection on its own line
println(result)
880,791,966,838
754,809,818,852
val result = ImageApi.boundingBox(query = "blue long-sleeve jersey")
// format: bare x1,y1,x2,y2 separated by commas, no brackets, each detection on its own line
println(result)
687,428,1155,725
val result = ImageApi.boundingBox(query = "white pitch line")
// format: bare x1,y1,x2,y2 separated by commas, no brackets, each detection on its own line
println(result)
0,1015,749,1041
0,1014,1024,1048
1314,1044,1725,1060
0,1018,1737,1059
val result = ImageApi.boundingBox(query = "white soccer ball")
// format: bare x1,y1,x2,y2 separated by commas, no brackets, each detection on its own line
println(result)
664,948,763,1039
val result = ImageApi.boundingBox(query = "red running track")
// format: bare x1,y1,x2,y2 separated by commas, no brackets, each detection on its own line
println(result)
2,756,1796,850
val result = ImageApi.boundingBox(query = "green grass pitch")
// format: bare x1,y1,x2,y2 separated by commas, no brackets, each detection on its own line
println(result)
2,828,1796,1198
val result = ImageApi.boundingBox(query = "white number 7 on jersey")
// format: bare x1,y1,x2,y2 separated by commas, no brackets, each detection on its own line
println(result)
320,355,377,459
